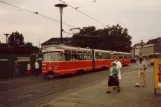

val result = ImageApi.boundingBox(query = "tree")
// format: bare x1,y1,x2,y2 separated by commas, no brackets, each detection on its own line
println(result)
71,25,132,52
25,42,33,48
8,31,24,47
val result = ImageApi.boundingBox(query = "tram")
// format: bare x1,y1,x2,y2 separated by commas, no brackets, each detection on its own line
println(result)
42,45,131,77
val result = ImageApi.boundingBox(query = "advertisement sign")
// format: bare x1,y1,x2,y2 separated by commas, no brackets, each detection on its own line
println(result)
154,59,161,95
158,64,161,86
17,57,30,62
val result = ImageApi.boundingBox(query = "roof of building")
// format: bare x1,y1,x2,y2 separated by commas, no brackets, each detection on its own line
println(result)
41,37,71,46
133,42,145,47
146,37,161,44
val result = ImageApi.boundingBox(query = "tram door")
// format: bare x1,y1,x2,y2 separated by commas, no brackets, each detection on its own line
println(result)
92,49,95,71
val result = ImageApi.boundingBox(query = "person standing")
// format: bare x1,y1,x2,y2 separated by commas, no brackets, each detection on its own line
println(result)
113,56,122,90
135,58,147,87
114,57,122,80
26,62,31,76
35,60,39,76
14,59,19,78
106,62,120,93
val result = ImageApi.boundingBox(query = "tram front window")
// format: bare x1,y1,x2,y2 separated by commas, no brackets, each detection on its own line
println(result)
43,52,64,61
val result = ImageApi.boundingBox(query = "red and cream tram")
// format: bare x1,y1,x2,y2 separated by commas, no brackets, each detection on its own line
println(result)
42,45,131,77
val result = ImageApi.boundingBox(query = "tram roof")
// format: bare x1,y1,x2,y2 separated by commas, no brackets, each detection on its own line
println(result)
94,49,110,53
45,45,92,52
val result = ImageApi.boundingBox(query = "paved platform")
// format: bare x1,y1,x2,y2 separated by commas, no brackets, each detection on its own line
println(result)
42,66,161,107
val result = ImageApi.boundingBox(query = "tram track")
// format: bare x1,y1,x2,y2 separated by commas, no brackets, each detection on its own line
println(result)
0,63,137,107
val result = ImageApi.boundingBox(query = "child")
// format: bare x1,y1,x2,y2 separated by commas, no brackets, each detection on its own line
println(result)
106,62,120,93
27,62,31,76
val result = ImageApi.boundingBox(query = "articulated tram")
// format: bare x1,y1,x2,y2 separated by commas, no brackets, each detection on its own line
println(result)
42,45,131,77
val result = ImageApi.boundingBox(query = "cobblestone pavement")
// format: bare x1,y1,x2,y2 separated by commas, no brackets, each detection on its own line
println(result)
43,64,161,107
0,62,151,107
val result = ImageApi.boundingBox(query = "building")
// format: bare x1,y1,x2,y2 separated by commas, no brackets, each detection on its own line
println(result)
131,37,161,58
146,37,161,53
41,37,72,48
131,41,145,57
140,44,154,57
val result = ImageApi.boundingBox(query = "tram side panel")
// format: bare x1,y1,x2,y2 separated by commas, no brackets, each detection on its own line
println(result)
42,60,93,76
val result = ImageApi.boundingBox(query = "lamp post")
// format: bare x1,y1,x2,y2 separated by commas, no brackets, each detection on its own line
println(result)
55,3,67,44
3,33,10,44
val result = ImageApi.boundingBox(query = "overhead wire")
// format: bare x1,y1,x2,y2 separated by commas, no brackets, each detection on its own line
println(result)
59,0,107,27
0,0,77,28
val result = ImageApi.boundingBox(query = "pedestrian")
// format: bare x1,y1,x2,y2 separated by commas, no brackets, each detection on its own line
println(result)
26,62,31,76
106,62,120,93
113,56,122,90
13,59,19,78
35,60,39,76
135,58,148,87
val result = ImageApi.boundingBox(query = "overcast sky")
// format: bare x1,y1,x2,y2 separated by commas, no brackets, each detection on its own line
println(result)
0,0,161,46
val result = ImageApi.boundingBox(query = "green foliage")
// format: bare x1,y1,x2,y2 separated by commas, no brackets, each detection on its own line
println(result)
71,24,132,52
2,31,39,54
8,31,24,47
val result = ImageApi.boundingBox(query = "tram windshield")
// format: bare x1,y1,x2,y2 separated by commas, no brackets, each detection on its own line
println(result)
43,51,64,61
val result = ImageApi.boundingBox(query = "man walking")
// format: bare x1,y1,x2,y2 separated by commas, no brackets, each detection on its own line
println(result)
26,62,31,76
135,58,147,87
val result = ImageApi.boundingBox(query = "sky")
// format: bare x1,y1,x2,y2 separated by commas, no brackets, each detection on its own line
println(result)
0,0,161,46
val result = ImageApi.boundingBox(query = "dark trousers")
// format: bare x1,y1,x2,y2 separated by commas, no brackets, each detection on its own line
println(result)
14,68,19,77
35,69,39,76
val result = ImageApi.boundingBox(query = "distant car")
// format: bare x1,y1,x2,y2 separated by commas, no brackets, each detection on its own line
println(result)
131,58,137,63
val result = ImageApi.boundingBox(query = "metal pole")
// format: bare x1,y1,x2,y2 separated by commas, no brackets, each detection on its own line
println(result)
60,12,63,44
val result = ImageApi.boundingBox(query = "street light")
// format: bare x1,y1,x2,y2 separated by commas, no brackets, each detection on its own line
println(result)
55,3,67,44
3,33,10,44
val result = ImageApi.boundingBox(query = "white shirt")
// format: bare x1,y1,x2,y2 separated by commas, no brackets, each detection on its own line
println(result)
27,64,31,70
35,62,39,69
114,61,122,79
114,61,122,70
139,61,147,70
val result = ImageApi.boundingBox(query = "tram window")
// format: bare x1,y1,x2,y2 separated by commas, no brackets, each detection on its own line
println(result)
88,52,92,60
102,53,108,59
71,51,78,60
95,52,103,59
65,51,71,61
119,55,122,59
83,52,88,60
107,53,111,59
78,51,83,60
43,53,48,61
51,52,57,61
110,54,113,59
95,52,99,60
124,55,127,59
59,52,64,61
102,53,105,59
